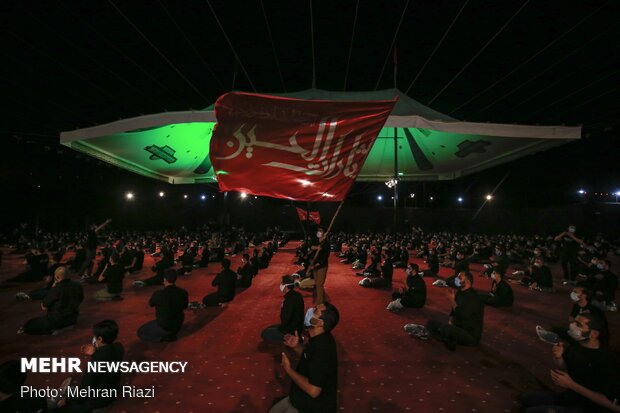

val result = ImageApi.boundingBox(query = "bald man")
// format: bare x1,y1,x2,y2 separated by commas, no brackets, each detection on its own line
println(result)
18,266,84,335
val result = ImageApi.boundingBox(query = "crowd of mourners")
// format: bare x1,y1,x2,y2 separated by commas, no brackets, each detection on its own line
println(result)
0,221,619,413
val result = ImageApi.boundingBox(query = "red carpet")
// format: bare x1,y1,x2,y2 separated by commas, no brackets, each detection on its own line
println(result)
0,245,618,413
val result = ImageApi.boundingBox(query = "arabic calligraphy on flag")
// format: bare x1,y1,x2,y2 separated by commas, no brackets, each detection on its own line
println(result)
209,92,396,201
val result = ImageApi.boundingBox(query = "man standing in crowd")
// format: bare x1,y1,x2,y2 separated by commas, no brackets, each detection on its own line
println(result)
83,219,111,278
310,227,330,305
555,225,584,285
138,269,189,342
270,302,340,413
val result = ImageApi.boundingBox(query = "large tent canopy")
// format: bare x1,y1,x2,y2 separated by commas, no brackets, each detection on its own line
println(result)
60,89,580,184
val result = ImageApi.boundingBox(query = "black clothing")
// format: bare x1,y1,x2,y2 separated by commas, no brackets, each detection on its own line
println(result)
290,332,338,413
236,262,253,288
532,265,553,289
203,269,236,305
557,344,618,412
0,393,47,413
279,289,304,336
400,273,426,308
484,279,513,307
103,263,124,294
451,288,484,344
72,342,124,409
23,278,84,335
86,230,98,250
314,240,330,270
453,258,470,276
149,285,189,334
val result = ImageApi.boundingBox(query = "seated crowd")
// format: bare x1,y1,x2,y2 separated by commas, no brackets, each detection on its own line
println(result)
1,221,619,412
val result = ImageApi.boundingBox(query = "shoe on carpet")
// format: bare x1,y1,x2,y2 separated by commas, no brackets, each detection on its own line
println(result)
404,323,424,334
188,301,204,310
535,325,561,345
432,280,448,287
133,280,146,287
15,292,30,301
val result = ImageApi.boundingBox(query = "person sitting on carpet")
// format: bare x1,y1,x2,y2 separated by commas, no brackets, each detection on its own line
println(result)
5,245,49,284
520,312,619,413
589,260,618,312
236,253,254,289
387,263,426,312
133,246,174,287
261,275,304,343
270,302,340,413
201,258,236,307
520,256,553,291
359,251,393,289
18,266,84,335
479,270,514,308
445,251,470,288
94,253,124,301
408,271,484,351
482,246,509,278
52,320,124,412
137,269,189,342
0,360,47,413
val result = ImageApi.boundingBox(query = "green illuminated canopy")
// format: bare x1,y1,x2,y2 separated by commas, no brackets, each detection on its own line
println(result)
60,89,580,183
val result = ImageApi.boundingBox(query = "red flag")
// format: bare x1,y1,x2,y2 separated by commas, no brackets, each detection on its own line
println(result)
296,207,321,224
210,92,396,201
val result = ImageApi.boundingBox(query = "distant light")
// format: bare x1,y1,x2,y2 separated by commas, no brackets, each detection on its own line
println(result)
298,179,312,187
377,195,383,201
254,196,258,199
409,193,415,198
125,192,134,200
429,196,434,201
385,178,398,188
159,191,165,197
485,194,493,201
615,191,620,196
240,192,247,199
183,194,188,199
200,195,206,200
212,195,215,198
457,197,463,203
577,189,586,195
391,196,394,200
398,172,404,176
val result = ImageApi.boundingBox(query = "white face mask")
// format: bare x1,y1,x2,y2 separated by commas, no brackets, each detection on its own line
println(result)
568,227,576,233
317,232,323,238
491,273,498,281
92,337,98,348
567,323,588,341
570,292,580,302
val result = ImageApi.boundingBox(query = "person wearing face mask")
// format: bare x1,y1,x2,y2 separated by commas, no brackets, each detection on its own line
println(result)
555,225,585,286
589,260,618,312
309,226,330,305
409,272,484,351
359,251,393,289
18,266,84,335
482,246,509,278
52,320,124,412
480,270,513,308
270,302,339,413
519,257,553,291
261,275,304,343
520,313,619,413
387,263,426,312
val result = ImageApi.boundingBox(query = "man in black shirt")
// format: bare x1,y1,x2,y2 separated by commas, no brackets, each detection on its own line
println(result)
310,227,330,305
411,272,484,351
94,254,124,301
55,320,124,412
7,246,49,283
202,258,236,307
520,257,553,291
270,302,340,413
261,275,305,343
19,266,84,335
138,269,189,342
236,253,254,289
83,219,111,278
481,270,514,308
554,225,584,284
387,263,426,312
521,312,618,412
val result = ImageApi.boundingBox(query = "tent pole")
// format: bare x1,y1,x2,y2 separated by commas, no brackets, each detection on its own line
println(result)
393,127,398,228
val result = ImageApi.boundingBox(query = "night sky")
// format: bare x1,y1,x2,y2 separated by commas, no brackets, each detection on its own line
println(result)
1,0,619,228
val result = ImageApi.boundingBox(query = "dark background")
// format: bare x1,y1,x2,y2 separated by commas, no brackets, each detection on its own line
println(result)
1,0,619,232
